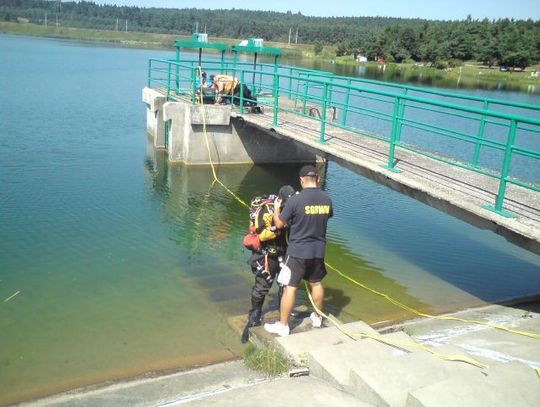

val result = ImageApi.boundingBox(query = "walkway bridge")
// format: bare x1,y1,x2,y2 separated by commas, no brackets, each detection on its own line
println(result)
142,54,540,255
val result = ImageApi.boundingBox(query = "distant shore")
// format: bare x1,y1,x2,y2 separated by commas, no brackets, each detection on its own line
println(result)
2,21,539,92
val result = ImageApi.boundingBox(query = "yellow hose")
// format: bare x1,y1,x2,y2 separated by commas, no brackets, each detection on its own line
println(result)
193,66,540,357
303,281,487,368
325,262,540,340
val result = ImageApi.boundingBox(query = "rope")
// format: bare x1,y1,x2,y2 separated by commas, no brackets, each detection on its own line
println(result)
324,262,540,340
192,66,540,353
196,66,249,210
303,281,487,369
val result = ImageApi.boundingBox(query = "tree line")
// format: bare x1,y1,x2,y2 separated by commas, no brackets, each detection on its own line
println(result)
1,1,539,69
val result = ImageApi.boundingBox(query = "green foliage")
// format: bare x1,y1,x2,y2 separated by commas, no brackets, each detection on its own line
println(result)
2,0,539,69
434,60,449,70
243,343,291,376
448,59,463,68
313,40,323,56
313,41,323,55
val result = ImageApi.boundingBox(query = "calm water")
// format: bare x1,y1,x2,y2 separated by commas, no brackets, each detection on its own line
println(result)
1,34,540,405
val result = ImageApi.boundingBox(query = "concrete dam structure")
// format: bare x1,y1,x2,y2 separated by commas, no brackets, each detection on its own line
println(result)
143,87,319,165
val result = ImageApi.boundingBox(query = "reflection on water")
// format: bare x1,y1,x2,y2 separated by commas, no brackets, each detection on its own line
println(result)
1,34,539,405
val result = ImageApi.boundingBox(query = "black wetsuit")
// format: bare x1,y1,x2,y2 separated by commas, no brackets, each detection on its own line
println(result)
242,231,287,342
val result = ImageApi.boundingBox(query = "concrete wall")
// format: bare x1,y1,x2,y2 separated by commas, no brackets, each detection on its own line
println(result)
142,87,166,149
143,87,320,165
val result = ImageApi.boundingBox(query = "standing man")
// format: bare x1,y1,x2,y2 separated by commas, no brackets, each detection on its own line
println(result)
264,165,333,337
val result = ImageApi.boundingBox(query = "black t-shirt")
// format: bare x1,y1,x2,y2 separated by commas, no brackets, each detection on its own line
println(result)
279,187,333,259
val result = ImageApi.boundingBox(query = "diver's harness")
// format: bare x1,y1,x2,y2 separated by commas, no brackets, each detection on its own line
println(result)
243,194,287,283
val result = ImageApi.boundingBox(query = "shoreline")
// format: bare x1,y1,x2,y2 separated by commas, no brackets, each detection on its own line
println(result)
8,294,540,406
2,21,539,93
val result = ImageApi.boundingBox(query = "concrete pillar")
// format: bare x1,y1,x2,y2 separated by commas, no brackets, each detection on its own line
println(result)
163,101,192,162
142,87,167,148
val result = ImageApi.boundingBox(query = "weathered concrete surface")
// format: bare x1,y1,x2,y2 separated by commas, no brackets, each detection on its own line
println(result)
25,303,540,406
272,302,540,407
146,92,320,165
238,107,540,255
142,87,167,148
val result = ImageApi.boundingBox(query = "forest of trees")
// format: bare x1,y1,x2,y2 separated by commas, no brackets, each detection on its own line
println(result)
2,0,539,69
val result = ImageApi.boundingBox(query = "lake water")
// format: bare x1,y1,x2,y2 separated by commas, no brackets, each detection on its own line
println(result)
1,34,539,405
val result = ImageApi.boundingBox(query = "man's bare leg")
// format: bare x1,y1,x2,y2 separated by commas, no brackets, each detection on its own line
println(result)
310,281,324,314
279,285,297,327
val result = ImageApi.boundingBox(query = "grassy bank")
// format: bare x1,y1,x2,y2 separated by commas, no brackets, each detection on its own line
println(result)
2,21,539,90
0,21,308,55
333,55,540,88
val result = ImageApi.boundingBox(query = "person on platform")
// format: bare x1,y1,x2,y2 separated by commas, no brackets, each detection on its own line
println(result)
264,165,333,337
241,185,296,343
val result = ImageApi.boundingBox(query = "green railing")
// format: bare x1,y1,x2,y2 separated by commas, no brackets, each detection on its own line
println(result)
147,57,540,217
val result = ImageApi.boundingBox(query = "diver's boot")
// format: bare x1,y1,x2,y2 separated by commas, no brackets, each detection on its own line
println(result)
241,309,262,343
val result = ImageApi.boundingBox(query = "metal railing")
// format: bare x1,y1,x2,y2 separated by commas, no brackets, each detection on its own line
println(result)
147,57,540,217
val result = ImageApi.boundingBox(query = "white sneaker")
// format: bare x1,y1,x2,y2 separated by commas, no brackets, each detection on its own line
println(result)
310,312,323,328
264,321,290,337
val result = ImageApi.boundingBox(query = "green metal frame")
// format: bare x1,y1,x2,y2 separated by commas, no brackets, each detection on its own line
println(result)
147,57,540,217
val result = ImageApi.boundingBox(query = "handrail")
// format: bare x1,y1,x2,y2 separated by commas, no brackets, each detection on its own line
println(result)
147,57,540,217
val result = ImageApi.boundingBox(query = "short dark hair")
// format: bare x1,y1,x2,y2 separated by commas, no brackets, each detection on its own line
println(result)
299,165,318,178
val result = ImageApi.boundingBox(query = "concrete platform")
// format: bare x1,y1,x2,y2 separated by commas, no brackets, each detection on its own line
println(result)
23,303,540,407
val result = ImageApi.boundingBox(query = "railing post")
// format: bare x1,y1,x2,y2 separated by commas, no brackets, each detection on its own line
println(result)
485,119,517,218
175,48,180,91
385,96,402,172
288,67,293,99
341,79,351,126
319,82,329,144
294,71,302,110
473,100,489,166
167,63,172,101
239,70,245,114
302,76,309,115
147,59,152,88
397,88,408,144
191,67,197,105
273,72,280,127
327,77,334,103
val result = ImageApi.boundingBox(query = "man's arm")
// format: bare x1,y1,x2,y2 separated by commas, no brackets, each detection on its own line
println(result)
273,197,286,229
214,81,223,104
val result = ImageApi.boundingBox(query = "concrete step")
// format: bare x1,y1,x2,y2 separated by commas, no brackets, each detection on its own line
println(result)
308,331,418,388
275,320,379,364
406,360,540,407
348,344,481,407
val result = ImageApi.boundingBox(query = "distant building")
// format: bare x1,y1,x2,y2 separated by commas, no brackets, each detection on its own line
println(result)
357,55,368,63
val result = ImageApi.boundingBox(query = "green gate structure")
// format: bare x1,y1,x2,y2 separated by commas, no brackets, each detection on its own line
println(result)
146,47,540,222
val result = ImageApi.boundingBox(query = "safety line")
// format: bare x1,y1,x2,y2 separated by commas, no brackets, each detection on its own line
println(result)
197,67,249,209
193,66,540,348
325,262,540,340
303,281,487,369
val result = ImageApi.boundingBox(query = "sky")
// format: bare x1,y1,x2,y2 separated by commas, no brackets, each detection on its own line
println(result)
98,0,540,21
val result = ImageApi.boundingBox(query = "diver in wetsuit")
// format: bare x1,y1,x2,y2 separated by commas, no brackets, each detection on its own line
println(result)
241,185,295,343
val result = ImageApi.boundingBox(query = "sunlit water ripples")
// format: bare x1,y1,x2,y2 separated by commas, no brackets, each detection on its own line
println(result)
1,34,539,405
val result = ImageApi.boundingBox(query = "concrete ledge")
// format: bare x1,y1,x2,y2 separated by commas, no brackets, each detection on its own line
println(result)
142,87,167,148
190,104,231,125
275,320,378,364
406,361,539,407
